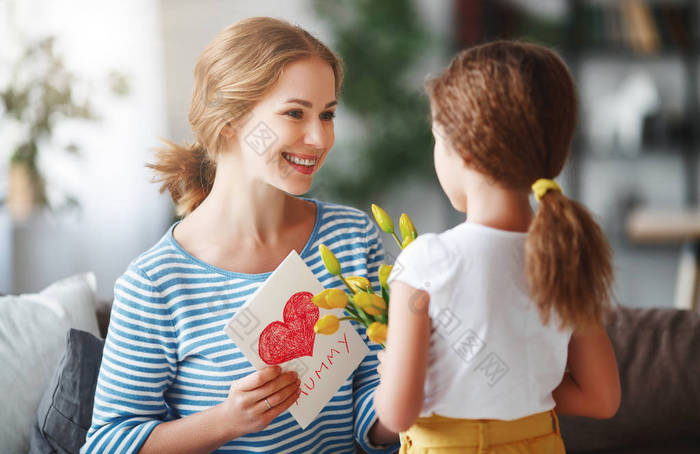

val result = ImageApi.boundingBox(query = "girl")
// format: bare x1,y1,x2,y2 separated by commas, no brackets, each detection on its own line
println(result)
374,41,621,453
81,17,400,454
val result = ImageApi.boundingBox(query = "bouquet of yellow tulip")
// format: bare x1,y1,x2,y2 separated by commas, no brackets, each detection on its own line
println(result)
312,204,418,347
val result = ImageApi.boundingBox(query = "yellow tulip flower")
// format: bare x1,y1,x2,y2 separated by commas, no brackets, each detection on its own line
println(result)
378,265,393,288
319,245,341,276
369,293,387,310
314,314,340,335
371,204,394,234
346,276,372,292
353,292,372,310
367,322,388,344
312,289,333,309
399,213,418,241
354,292,386,316
327,288,348,309
365,306,383,316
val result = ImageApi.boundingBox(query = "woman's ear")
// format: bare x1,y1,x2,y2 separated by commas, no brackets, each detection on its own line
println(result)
220,122,237,139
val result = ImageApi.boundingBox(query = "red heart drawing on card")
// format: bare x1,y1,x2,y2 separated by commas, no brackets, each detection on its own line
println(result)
258,291,319,365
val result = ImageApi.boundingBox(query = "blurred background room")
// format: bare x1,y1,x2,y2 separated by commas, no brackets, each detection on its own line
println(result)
2,0,700,311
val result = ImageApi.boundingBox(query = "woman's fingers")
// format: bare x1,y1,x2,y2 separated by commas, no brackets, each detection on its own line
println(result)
235,366,281,392
260,379,303,416
249,371,299,404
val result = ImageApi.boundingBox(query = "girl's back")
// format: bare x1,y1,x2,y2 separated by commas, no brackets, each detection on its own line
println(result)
394,222,572,420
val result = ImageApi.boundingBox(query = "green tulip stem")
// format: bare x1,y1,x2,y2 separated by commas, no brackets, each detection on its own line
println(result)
392,232,403,249
344,304,358,316
339,275,357,294
338,316,362,323
355,307,373,327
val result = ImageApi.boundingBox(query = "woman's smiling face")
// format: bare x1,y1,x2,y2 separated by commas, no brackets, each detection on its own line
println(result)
227,56,337,195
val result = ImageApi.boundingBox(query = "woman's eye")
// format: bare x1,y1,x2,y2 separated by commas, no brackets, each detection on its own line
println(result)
284,110,304,119
320,111,336,121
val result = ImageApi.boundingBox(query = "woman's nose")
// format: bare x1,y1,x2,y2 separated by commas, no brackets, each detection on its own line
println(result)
303,120,331,149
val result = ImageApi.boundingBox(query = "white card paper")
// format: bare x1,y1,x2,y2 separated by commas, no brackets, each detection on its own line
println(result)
223,250,370,429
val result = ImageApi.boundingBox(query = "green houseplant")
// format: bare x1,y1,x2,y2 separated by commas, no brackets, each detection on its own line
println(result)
1,36,128,220
309,0,438,207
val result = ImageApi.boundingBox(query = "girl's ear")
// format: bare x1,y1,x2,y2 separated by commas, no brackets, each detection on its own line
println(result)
456,148,473,168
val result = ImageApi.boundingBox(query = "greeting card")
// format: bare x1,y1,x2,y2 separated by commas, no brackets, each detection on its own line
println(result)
223,250,369,429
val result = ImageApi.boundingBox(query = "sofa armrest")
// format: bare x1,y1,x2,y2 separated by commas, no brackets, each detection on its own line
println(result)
559,306,700,452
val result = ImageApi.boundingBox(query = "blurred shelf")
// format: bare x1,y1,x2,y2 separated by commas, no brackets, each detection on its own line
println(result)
567,0,699,204
626,207,700,243
573,49,691,61
626,206,700,311
577,147,688,162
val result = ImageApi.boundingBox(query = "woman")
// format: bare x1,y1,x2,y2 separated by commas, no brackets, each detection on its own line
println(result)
81,17,400,454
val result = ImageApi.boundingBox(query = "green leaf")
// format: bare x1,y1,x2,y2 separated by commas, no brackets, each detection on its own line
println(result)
381,286,390,305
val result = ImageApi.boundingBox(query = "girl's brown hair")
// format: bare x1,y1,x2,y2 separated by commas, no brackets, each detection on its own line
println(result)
148,17,344,217
426,41,613,331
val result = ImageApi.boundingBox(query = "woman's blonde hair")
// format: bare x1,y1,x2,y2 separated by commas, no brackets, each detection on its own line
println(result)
426,41,614,331
148,17,344,217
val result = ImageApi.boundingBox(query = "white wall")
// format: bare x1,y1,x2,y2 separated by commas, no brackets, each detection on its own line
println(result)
2,0,171,299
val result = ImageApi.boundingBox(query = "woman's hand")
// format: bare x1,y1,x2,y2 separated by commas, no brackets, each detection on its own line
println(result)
221,365,302,436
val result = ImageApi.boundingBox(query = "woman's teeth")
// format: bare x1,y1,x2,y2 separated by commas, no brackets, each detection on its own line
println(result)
283,152,316,167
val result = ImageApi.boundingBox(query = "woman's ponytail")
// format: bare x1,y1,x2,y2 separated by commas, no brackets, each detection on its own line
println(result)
526,189,614,331
147,139,215,218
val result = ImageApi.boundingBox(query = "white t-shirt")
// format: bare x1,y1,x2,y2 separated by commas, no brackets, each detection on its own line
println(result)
388,222,573,420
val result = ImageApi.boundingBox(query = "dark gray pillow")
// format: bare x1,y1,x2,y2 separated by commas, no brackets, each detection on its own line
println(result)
28,329,105,454
559,306,700,453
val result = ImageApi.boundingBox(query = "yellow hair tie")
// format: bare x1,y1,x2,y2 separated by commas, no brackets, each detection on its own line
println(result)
532,178,562,202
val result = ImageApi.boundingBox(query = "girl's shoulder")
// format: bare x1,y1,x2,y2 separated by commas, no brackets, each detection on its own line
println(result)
393,222,518,278
391,231,454,282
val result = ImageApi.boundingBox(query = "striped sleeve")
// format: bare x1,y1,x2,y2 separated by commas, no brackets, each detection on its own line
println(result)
353,215,401,454
81,265,177,454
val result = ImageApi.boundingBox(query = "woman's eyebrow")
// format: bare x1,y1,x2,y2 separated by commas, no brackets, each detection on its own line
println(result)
283,98,338,108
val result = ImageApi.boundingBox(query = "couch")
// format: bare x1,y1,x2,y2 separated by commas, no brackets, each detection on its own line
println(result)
558,305,700,453
0,273,106,454
2,274,699,454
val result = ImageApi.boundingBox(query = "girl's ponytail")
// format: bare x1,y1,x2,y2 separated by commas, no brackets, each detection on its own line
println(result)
526,185,614,331
147,139,215,218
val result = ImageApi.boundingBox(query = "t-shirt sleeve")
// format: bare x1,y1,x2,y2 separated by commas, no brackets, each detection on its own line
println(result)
80,265,177,454
387,233,449,295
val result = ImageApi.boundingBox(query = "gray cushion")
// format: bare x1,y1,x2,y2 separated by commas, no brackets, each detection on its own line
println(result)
28,329,105,454
559,306,700,453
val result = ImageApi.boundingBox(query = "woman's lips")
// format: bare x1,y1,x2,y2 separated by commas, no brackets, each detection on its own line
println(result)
281,151,320,175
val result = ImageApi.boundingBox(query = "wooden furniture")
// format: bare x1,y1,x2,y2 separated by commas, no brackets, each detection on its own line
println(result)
626,207,700,311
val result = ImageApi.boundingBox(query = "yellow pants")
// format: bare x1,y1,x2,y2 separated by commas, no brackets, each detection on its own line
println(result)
398,409,566,454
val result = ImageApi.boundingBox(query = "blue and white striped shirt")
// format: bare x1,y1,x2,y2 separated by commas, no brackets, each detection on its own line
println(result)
81,199,399,454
